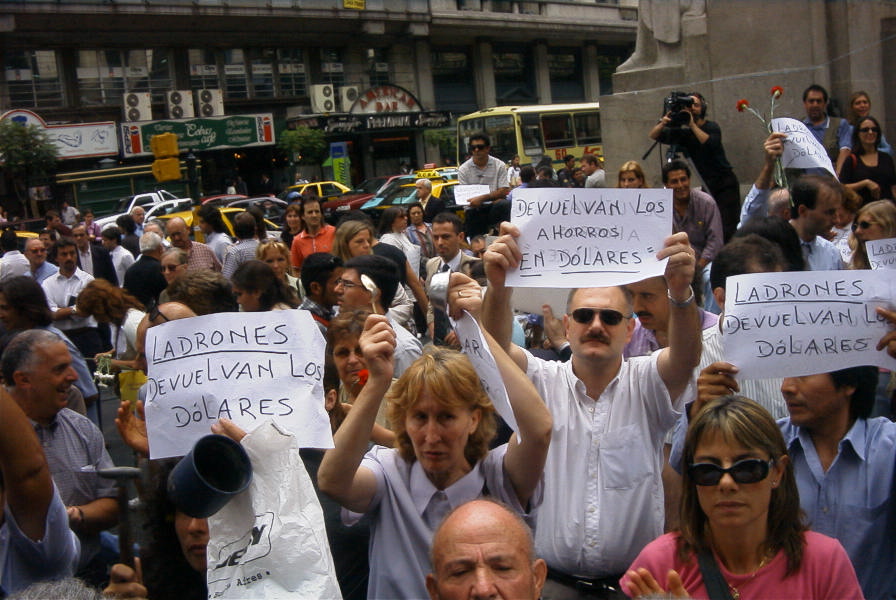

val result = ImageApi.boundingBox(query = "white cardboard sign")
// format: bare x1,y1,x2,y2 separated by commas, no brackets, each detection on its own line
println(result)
453,184,491,207
505,187,672,288
452,311,518,436
722,270,896,379
771,117,836,176
867,237,896,270
143,310,332,459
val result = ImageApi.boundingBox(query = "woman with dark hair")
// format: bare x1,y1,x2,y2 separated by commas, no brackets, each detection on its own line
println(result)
281,202,304,250
838,115,896,204
847,91,892,155
231,259,299,312
622,396,862,599
404,202,434,277
290,195,335,272
115,214,140,258
318,275,552,599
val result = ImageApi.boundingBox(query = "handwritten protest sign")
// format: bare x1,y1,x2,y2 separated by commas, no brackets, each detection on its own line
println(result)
452,311,518,437
453,184,490,207
867,237,896,270
144,311,331,459
771,118,836,176
505,187,672,288
722,270,896,379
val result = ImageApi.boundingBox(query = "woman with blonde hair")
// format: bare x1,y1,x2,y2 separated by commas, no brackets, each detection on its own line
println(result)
847,199,896,270
618,160,648,188
622,396,862,599
319,274,552,600
256,238,302,299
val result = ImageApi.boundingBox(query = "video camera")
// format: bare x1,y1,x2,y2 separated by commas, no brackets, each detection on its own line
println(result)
663,92,695,127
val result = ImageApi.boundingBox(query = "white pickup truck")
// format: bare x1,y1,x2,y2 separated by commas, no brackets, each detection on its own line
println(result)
96,190,193,231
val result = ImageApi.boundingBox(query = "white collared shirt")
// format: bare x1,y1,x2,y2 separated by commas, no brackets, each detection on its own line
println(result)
524,349,686,577
41,268,97,330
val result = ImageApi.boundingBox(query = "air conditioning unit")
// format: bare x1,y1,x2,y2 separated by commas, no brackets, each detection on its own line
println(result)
195,88,224,117
166,90,195,119
310,84,335,113
122,92,152,122
339,86,360,112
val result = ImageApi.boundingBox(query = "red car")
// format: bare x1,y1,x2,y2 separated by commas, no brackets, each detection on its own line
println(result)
321,175,399,223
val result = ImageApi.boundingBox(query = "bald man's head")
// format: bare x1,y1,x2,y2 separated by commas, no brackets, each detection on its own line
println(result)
426,499,546,600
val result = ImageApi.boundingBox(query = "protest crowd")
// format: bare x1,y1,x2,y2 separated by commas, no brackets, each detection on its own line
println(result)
1,84,896,600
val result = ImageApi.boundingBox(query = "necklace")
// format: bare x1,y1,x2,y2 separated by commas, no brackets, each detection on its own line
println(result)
726,552,772,600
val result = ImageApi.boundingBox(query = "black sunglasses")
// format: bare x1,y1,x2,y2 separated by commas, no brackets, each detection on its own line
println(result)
858,127,880,133
148,302,170,323
688,458,774,486
570,307,628,326
469,144,487,151
852,220,875,231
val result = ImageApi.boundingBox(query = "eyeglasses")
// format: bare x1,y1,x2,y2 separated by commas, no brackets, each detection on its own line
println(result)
570,307,629,326
469,144,487,151
688,458,774,486
852,220,876,231
148,302,170,323
858,127,880,133
335,278,362,290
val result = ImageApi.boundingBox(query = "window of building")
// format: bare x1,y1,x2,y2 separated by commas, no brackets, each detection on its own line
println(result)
493,46,535,103
367,49,390,87
223,49,248,99
4,50,63,108
189,48,220,91
124,49,172,103
548,48,584,103
77,50,126,105
595,45,632,96
277,49,306,97
250,49,275,98
431,47,476,113
320,48,344,87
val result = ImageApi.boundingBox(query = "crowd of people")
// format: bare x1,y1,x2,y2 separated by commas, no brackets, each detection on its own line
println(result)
0,82,893,600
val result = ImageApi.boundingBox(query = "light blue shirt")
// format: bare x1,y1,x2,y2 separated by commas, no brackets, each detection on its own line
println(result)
801,236,843,271
0,486,80,594
26,261,58,284
782,417,896,600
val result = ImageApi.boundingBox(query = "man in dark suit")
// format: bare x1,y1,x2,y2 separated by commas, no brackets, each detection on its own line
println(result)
123,232,168,308
72,224,117,286
424,212,485,346
416,178,445,223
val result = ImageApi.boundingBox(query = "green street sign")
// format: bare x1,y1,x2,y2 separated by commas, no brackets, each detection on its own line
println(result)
121,114,275,157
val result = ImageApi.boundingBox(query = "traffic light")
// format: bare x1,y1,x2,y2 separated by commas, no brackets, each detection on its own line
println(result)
151,132,181,182
152,158,181,182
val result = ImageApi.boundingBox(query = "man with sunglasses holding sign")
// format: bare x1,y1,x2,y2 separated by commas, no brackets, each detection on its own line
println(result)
458,133,511,238
481,225,702,599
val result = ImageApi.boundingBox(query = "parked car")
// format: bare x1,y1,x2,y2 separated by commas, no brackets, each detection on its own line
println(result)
279,181,351,204
363,180,460,224
200,194,249,205
96,190,192,230
99,197,194,231
155,207,280,242
224,197,288,226
360,169,458,215
321,176,394,223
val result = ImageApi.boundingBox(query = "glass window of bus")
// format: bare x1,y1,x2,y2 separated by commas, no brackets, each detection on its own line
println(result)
541,114,573,149
574,112,601,145
484,115,515,162
521,114,543,158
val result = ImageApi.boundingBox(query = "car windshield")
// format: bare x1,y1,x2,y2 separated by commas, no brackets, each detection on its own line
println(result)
114,196,134,212
383,186,418,205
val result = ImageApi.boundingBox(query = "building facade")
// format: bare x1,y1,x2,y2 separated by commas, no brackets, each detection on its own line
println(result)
0,0,636,203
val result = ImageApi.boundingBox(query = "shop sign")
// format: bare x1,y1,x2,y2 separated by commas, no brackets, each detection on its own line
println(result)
351,85,421,114
0,109,118,159
120,113,275,157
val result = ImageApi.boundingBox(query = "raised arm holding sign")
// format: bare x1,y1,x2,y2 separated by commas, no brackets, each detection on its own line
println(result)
771,117,836,176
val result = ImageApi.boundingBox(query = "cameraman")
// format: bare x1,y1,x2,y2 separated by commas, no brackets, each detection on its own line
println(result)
649,92,740,242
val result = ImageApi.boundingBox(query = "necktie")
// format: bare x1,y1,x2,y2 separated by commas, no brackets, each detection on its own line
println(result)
801,241,813,255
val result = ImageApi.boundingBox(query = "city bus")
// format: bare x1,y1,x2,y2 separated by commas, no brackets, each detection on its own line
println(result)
456,103,601,167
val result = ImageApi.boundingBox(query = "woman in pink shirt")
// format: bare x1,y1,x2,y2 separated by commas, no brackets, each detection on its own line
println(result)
622,396,862,600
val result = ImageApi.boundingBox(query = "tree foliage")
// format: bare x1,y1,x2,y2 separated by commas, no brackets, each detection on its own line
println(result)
278,126,327,165
423,128,457,164
0,120,57,202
